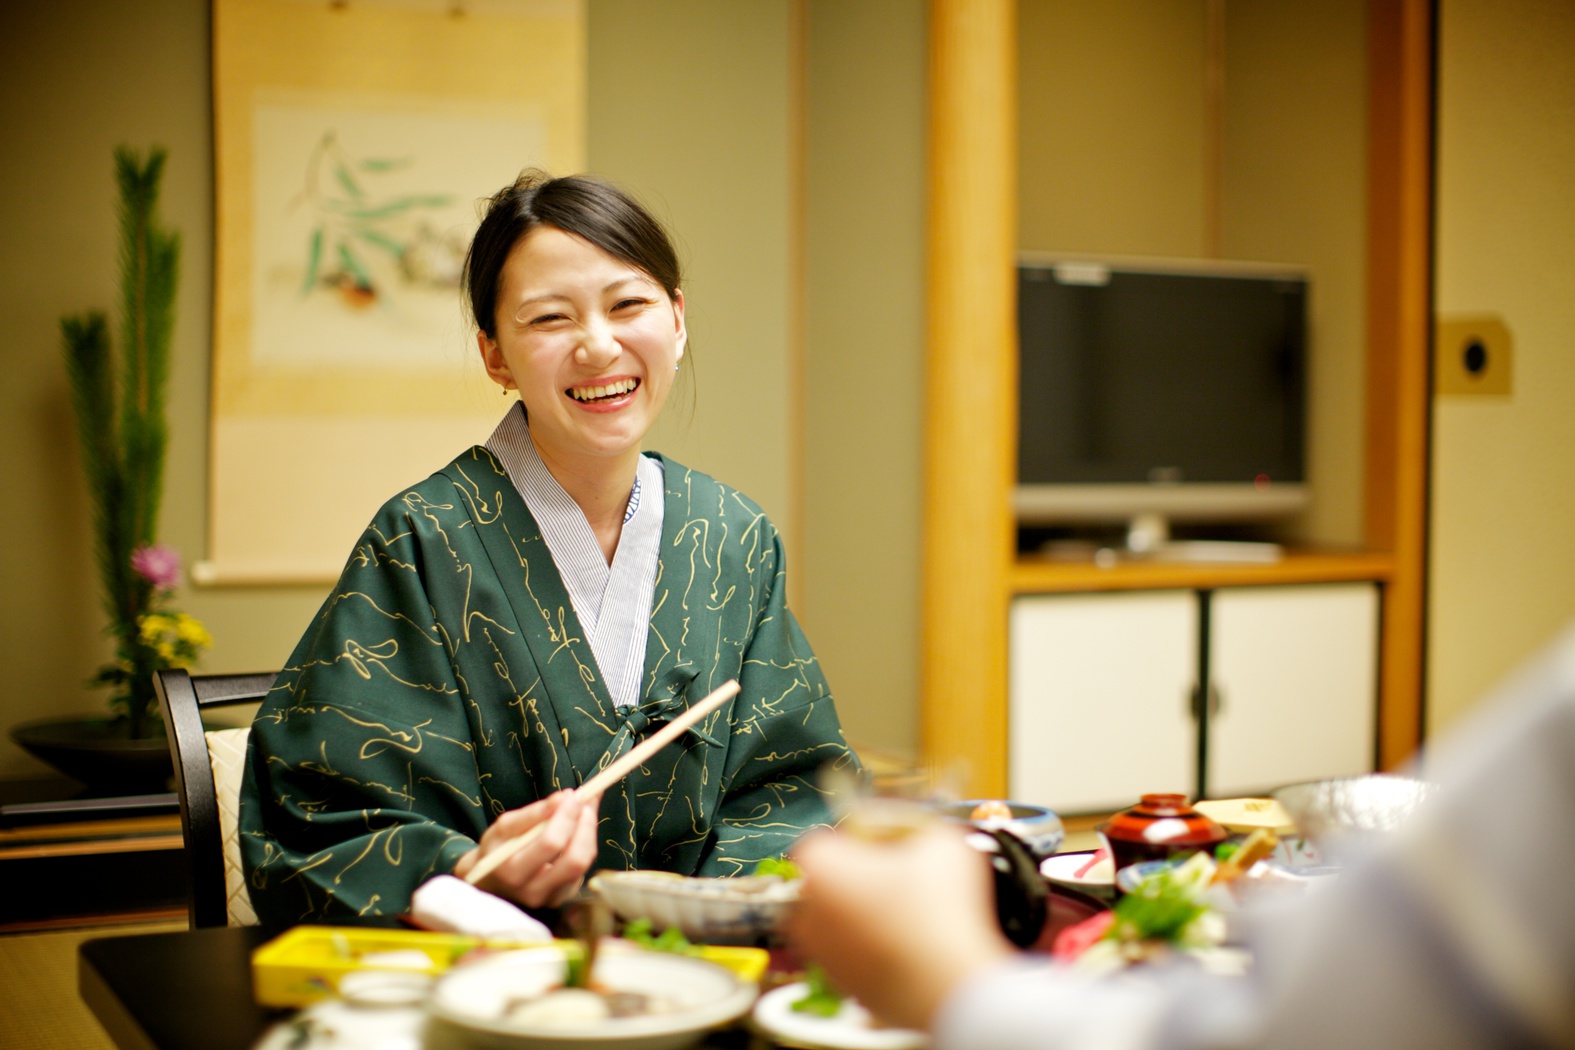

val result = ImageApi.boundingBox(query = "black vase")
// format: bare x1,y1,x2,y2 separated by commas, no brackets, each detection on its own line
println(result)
9,715,174,793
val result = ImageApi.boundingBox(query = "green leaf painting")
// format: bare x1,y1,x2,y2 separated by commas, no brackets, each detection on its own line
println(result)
294,131,458,305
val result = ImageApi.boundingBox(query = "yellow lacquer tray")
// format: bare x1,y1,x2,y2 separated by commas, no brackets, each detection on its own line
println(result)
251,926,769,1008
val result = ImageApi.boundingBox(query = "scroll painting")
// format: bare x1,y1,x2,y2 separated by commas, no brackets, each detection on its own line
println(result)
205,0,585,583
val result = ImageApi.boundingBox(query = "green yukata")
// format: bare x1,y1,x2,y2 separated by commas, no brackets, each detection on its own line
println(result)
239,447,857,925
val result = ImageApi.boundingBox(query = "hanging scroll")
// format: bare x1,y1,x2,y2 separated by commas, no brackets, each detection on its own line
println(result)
203,0,584,583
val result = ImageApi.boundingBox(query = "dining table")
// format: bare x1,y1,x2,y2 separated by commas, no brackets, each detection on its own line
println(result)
78,923,790,1050
77,887,1108,1049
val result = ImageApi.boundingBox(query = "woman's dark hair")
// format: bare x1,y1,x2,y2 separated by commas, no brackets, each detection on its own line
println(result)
463,170,683,339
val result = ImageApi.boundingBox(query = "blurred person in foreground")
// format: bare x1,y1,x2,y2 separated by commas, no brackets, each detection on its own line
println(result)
790,625,1575,1049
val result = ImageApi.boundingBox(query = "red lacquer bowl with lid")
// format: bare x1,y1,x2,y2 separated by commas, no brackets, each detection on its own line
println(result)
1098,793,1228,878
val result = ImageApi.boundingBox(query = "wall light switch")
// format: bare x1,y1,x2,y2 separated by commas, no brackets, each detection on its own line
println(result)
1434,314,1513,396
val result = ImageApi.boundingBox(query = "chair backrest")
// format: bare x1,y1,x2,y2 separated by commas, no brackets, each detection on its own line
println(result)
154,668,278,928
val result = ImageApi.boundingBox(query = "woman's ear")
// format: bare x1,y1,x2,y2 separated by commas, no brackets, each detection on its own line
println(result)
477,329,513,390
672,288,687,361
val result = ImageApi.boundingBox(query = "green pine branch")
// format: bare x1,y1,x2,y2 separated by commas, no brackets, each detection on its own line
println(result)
60,146,180,736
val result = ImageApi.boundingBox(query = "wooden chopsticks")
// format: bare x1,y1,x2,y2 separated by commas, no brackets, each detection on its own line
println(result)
463,679,741,886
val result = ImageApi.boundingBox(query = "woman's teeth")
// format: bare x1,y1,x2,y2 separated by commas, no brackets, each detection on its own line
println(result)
569,378,639,402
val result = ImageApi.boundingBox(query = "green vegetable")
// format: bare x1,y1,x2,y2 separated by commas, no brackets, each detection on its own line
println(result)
791,964,845,1017
754,856,803,879
1214,841,1240,862
621,917,701,956
1104,863,1209,945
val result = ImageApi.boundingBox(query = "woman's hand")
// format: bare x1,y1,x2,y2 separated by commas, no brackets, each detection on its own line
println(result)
453,790,602,909
787,823,1016,1032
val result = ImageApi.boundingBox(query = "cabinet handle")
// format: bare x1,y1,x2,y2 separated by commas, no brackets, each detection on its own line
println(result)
1209,684,1224,719
1187,684,1204,721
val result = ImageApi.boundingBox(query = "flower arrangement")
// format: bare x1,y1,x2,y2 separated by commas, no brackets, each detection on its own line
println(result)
63,147,209,739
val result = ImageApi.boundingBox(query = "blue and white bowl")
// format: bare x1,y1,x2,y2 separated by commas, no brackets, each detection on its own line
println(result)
944,800,1065,860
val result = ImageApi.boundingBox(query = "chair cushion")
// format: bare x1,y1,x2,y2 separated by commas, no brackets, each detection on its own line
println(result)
205,727,259,926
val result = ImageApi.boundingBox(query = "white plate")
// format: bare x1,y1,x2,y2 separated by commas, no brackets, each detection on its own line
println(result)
1040,849,1114,889
426,943,757,1050
255,996,426,1050
752,983,926,1050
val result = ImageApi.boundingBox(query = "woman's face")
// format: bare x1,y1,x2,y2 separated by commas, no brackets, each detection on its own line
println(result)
479,224,685,470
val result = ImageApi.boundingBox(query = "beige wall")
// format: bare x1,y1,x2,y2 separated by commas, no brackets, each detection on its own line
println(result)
589,1,796,530
1429,0,1575,732
802,1,928,759
1016,0,1369,548
1219,0,1368,547
0,0,822,776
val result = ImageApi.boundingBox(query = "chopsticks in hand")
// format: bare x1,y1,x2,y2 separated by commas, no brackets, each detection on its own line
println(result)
462,679,741,886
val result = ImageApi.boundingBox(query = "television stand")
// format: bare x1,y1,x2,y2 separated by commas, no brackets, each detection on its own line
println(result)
1125,512,1282,564
1145,539,1283,564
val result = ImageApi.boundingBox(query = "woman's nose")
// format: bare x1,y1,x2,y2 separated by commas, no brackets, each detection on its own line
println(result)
575,317,619,366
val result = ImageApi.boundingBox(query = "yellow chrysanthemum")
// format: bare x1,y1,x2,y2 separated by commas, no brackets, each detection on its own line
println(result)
173,613,213,649
138,613,174,644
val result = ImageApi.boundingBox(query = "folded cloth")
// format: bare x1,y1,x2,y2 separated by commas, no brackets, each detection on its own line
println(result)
408,875,553,941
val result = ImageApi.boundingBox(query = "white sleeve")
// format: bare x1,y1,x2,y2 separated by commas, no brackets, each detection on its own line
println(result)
933,959,1232,1050
938,623,1575,1050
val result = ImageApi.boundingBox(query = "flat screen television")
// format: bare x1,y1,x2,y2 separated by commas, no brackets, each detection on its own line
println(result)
1016,255,1309,534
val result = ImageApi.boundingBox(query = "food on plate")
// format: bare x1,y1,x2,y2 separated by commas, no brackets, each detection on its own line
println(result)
621,916,702,956
755,855,803,880
791,964,846,1018
1052,852,1234,973
1210,828,1280,884
969,799,1014,822
503,983,683,1025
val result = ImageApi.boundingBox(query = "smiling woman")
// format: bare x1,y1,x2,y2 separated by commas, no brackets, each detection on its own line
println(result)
239,171,859,927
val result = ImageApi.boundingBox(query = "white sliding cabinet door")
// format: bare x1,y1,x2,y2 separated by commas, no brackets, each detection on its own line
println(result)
1009,591,1196,814
1207,583,1378,797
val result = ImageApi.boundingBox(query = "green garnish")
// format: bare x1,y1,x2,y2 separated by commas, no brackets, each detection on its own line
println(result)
622,917,701,956
563,945,588,988
791,964,845,1017
1214,841,1240,863
754,856,802,879
1105,863,1208,944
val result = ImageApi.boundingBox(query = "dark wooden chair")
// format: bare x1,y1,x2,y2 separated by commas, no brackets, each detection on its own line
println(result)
153,668,277,928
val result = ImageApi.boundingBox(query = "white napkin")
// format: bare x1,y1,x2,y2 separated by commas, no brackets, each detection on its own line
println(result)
408,875,553,941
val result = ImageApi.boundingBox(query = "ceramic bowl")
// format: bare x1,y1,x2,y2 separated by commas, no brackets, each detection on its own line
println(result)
942,800,1065,860
587,870,798,945
425,943,757,1050
1040,849,1116,900
1273,774,1435,857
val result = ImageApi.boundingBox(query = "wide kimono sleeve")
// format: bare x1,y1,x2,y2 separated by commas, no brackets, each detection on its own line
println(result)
694,524,860,875
239,486,493,925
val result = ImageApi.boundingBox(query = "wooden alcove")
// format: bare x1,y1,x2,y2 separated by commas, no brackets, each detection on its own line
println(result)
919,0,1435,798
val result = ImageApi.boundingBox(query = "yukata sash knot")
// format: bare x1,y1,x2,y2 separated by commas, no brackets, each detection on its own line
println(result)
590,691,724,783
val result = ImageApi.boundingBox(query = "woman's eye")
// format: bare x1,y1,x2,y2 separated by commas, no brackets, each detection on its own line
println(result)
529,312,567,326
613,298,649,311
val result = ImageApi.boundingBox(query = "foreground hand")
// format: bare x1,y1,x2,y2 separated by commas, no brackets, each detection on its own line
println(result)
787,823,1015,1032
453,790,601,909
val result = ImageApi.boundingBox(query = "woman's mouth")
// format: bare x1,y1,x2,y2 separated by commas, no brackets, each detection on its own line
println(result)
567,377,639,403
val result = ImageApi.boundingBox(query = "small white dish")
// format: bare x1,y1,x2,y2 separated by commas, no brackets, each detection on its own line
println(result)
1041,849,1114,891
752,983,927,1050
589,869,799,944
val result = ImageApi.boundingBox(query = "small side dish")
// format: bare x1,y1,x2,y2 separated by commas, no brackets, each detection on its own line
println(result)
1051,849,1254,977
428,943,757,1050
588,868,801,944
753,981,928,1050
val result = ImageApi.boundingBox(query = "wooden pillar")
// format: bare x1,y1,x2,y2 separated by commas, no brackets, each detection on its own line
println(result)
920,0,1017,798
1364,0,1435,768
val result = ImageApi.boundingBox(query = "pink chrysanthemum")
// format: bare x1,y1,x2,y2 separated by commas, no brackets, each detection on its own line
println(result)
131,544,182,590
